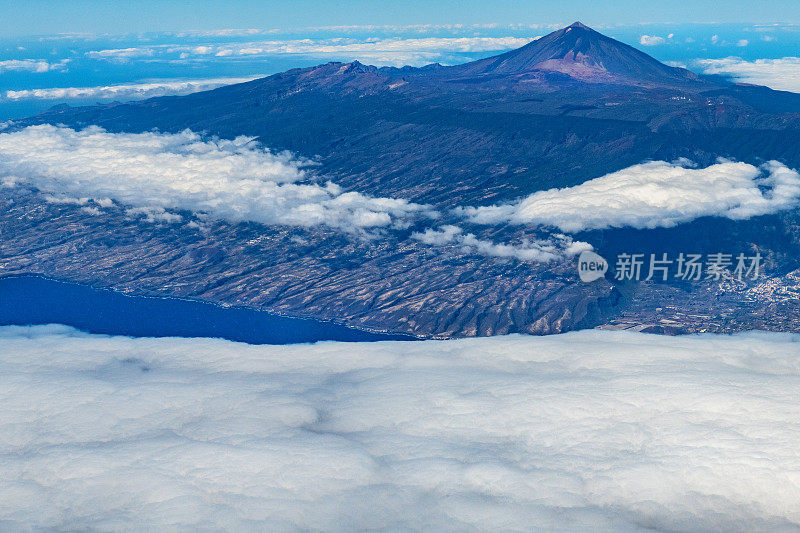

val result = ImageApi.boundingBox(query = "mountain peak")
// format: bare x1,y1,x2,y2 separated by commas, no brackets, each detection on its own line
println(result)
447,21,701,87
567,21,590,29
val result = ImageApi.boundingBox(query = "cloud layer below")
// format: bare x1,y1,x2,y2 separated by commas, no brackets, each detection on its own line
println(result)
3,77,258,101
463,159,800,232
697,57,800,93
83,36,537,67
0,125,433,230
1,325,800,530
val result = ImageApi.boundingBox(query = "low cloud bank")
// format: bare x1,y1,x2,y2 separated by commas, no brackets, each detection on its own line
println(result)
0,125,433,231
4,77,259,101
1,326,799,530
5,127,797,258
697,57,800,93
462,159,800,232
83,36,537,67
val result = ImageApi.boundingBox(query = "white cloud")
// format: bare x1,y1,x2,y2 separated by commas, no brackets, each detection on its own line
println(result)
85,47,155,61
737,39,750,47
462,159,800,232
209,36,535,56
711,34,720,44
84,36,537,67
37,32,99,41
125,206,183,224
302,22,559,33
751,23,798,33
6,125,794,256
696,56,800,93
80,206,101,216
106,36,535,59
639,35,666,46
411,225,590,262
411,223,465,246
3,77,258,100
0,58,69,73
0,126,585,264
42,194,89,206
1,325,800,530
0,125,434,231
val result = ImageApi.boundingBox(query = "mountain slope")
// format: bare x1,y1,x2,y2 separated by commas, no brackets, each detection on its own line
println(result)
443,22,703,86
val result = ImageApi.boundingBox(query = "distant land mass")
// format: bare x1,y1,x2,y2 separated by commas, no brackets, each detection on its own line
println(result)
3,22,800,337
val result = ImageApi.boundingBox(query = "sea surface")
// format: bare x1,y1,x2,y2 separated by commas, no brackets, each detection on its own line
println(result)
0,275,414,343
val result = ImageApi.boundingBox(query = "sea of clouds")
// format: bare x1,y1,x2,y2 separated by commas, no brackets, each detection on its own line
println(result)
1,325,799,530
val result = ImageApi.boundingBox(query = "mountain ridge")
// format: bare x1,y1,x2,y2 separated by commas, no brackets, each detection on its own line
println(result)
269,21,710,89
433,21,705,86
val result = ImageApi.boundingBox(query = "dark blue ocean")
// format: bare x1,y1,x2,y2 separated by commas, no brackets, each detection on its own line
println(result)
0,275,414,344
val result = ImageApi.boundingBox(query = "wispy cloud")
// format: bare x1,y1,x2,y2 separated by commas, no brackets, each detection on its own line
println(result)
85,47,155,62
0,58,70,73
1,325,799,530
208,36,536,56
412,225,590,262
301,22,560,33
172,28,276,38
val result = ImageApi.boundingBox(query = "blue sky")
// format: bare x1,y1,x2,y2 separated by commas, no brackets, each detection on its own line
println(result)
2,0,800,37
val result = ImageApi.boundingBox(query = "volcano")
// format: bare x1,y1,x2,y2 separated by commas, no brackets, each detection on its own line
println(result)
445,22,702,85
